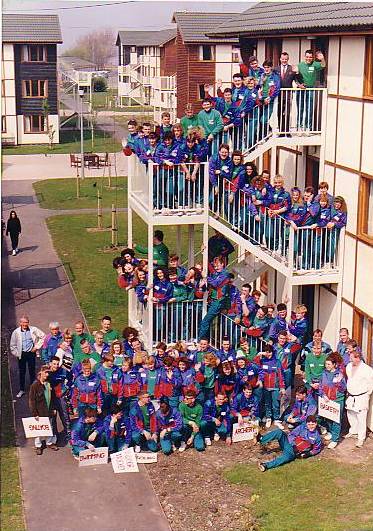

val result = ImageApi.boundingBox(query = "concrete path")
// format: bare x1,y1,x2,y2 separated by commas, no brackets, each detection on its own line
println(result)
1,179,170,531
2,152,128,181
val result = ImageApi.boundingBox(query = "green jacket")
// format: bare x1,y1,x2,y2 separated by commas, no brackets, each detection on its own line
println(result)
197,109,223,137
180,115,199,136
179,401,203,427
170,281,190,302
305,352,327,384
72,332,94,356
135,242,169,267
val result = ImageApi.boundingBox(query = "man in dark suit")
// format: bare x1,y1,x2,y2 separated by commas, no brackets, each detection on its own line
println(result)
274,51,296,135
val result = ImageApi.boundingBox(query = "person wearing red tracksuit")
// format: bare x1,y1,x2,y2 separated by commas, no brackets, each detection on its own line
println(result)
95,353,122,415
154,356,182,409
130,391,158,453
120,358,142,415
72,359,103,418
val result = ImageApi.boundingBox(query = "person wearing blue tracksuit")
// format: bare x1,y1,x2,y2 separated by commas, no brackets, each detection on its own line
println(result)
129,391,158,452
201,393,232,445
258,415,323,471
156,397,183,455
326,196,347,264
257,61,280,139
264,176,290,252
268,303,288,343
71,407,105,458
297,187,320,269
103,404,132,453
153,132,181,211
208,144,232,217
48,356,73,441
231,384,260,423
283,385,317,427
311,195,331,269
41,325,63,363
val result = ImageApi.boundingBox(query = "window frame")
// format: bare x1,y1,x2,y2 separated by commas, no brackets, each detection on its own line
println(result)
353,310,373,366
22,80,48,98
363,37,373,98
197,83,206,100
357,173,373,244
2,115,7,133
22,44,47,63
232,46,242,64
23,114,47,134
199,45,214,62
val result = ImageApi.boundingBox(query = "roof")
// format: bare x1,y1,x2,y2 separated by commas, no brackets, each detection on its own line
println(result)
208,2,373,37
172,11,239,43
2,14,62,43
59,56,97,70
116,28,177,47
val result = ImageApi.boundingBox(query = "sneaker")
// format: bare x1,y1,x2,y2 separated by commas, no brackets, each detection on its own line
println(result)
12,250,16,256
213,434,220,442
16,390,25,398
47,444,59,451
265,418,272,429
73,454,79,461
16,248,19,253
258,462,267,472
35,447,43,455
178,442,186,453
327,441,338,449
344,432,358,439
204,437,212,446
172,444,177,453
134,445,141,453
274,421,284,430
320,426,328,435
324,432,332,441
355,440,364,448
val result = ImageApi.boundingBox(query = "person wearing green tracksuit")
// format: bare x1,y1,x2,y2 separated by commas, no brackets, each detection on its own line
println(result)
180,103,199,136
197,99,223,156
134,230,169,267
179,390,205,452
304,343,328,390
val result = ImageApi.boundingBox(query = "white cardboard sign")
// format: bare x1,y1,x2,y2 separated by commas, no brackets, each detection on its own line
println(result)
232,421,259,443
318,397,341,423
111,447,139,473
79,447,108,467
135,452,158,464
22,417,52,438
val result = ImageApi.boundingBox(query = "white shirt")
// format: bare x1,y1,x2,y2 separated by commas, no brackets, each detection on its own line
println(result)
346,361,373,411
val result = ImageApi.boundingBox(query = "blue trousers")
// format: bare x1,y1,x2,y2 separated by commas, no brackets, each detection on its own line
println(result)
72,434,105,456
260,428,296,469
107,436,129,454
263,389,281,420
159,430,183,454
55,395,71,436
320,399,344,442
198,299,226,340
181,425,205,451
132,432,158,452
200,420,229,439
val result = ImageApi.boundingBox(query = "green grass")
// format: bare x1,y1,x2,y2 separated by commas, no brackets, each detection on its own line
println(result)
46,212,203,330
2,128,121,156
0,343,25,531
225,457,373,531
91,88,118,110
33,176,127,210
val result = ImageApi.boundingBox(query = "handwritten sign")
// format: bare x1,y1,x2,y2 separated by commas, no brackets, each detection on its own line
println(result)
22,417,52,438
135,452,158,464
111,448,139,473
79,447,108,467
232,421,259,443
318,397,341,423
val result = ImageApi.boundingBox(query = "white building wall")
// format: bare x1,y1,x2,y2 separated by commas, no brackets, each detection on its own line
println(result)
281,38,300,64
215,44,240,89
361,101,373,176
16,114,59,145
339,36,365,98
355,241,373,318
2,43,17,144
318,287,338,346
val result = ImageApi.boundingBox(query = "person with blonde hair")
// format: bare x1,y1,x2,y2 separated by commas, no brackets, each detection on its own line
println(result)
195,352,219,403
55,329,73,370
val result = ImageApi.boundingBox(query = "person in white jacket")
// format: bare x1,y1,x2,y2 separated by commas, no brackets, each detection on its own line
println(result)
10,315,45,398
345,350,373,448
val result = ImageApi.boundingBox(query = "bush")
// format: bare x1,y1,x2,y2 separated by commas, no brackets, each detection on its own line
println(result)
93,76,108,92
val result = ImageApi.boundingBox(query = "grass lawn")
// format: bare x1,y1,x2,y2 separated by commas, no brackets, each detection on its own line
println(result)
2,128,121,156
46,212,203,330
33,176,127,210
225,457,373,531
1,345,25,531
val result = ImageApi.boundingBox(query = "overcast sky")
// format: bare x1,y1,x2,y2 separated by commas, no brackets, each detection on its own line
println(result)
3,0,250,49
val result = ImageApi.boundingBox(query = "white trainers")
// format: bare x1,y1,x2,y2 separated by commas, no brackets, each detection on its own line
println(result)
178,442,186,453
327,441,338,449
274,421,284,430
213,434,220,442
324,432,332,441
355,440,364,448
344,432,358,439
204,437,212,446
265,418,272,429
12,250,16,256
134,445,141,453
172,444,177,453
320,426,328,435
16,390,25,398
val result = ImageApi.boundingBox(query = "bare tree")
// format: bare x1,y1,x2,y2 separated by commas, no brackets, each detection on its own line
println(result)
62,28,116,69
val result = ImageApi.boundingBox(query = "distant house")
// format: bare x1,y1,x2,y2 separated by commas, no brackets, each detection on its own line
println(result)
2,14,62,146
116,29,177,121
58,56,97,72
171,12,241,117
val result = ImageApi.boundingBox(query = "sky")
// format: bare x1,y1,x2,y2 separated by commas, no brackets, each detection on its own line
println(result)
3,0,250,50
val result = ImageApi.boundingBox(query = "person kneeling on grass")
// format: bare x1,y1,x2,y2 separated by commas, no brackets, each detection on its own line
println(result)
129,390,158,453
179,390,205,452
104,404,132,454
71,407,105,460
201,392,232,447
155,396,183,455
258,415,322,471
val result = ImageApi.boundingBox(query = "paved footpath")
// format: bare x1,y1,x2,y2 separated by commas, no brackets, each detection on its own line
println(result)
2,179,170,531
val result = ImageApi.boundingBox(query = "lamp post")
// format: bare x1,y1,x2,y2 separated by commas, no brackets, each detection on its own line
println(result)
78,88,85,180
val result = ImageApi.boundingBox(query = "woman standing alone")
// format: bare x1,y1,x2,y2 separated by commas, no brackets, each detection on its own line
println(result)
6,210,21,255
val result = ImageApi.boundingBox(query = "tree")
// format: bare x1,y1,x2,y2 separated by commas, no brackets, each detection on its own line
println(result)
62,28,116,69
42,98,55,149
93,76,108,92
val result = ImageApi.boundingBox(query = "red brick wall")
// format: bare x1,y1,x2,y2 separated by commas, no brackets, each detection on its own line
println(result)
160,38,177,76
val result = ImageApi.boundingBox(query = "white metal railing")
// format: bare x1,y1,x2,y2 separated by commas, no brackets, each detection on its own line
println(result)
152,299,204,344
152,76,176,91
210,175,344,275
211,313,269,352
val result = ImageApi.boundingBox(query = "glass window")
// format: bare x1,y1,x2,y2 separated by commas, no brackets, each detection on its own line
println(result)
199,45,214,61
24,115,46,133
364,37,373,97
25,45,46,62
198,84,205,100
232,47,241,63
358,176,373,240
23,80,47,97
2,115,6,133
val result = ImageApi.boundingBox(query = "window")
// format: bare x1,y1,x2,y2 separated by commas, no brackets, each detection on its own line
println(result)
130,46,136,53
232,47,242,63
123,46,130,65
24,115,47,133
306,154,320,190
22,45,46,62
199,45,214,61
265,38,282,66
123,75,130,83
2,116,6,133
198,83,206,100
353,310,373,366
364,37,373,97
22,80,47,98
358,175,373,241
137,47,144,57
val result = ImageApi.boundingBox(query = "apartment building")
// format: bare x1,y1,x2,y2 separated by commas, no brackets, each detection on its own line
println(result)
2,14,62,146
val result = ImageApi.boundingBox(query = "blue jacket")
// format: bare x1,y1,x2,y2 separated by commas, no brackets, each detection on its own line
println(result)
130,401,157,434
265,187,291,212
135,282,149,305
72,373,103,410
210,96,241,126
288,395,317,423
235,364,263,393
231,85,250,112
95,364,122,397
202,399,232,431
71,417,104,449
244,87,259,114
135,136,150,158
216,348,237,363
103,414,132,445
301,201,320,226
209,155,233,186
153,278,173,304
330,208,347,229
289,316,308,344
207,268,231,301
231,393,259,418
154,141,181,165
41,332,63,363
258,72,281,101
154,367,182,399
48,367,73,399
288,422,323,456
268,316,288,342
248,66,265,84
255,354,285,390
155,407,183,432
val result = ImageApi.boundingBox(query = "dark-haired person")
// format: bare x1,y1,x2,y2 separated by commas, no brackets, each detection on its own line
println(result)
268,303,288,343
258,415,322,471
274,51,296,134
208,143,232,218
257,60,280,140
29,365,58,455
122,119,138,155
6,209,21,255
49,356,73,442
71,407,105,459
319,353,346,449
72,359,103,418
130,390,158,453
205,84,241,147
201,391,232,446
99,315,120,345
283,385,317,428
197,98,223,156
179,390,205,452
135,121,152,158
180,103,199,136
95,353,122,415
134,230,169,267
156,396,183,455
248,56,265,86
104,404,132,453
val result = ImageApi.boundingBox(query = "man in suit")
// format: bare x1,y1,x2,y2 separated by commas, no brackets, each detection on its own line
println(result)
274,52,296,135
